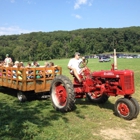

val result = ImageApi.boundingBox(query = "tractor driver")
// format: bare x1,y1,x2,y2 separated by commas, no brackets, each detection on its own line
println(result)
68,52,85,83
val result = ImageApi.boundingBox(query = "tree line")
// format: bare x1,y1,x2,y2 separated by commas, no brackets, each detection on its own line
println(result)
0,26,140,62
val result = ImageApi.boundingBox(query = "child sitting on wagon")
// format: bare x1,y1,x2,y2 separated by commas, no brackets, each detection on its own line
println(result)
7,62,14,77
45,61,59,77
12,62,23,80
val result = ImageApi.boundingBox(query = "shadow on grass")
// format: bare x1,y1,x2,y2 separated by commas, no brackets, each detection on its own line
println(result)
74,98,115,119
0,87,50,101
75,98,114,111
0,88,69,139
0,87,17,97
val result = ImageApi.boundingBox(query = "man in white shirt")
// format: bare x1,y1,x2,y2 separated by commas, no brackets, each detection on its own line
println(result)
68,52,83,82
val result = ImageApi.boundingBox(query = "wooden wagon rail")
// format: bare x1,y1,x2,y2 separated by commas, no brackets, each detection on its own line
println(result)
0,66,62,93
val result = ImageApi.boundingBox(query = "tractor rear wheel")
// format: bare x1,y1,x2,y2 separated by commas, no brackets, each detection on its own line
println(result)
114,98,135,120
50,75,75,112
87,92,109,104
130,97,140,118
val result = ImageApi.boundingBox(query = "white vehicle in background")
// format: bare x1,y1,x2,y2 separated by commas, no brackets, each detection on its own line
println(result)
99,57,111,62
126,56,133,59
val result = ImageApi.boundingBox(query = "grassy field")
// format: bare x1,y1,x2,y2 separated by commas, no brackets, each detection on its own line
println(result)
0,58,140,140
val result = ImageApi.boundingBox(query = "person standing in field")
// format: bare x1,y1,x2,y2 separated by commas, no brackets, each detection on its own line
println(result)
4,54,12,67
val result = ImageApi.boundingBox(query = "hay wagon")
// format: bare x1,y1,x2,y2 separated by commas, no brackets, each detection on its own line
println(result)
0,66,62,101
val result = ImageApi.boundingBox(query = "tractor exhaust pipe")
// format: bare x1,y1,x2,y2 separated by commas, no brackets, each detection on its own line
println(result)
114,49,117,70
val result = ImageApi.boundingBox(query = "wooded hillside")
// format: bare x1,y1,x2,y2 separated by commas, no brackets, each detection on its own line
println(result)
0,26,140,61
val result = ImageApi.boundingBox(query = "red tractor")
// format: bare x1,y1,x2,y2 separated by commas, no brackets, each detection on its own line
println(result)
50,50,139,120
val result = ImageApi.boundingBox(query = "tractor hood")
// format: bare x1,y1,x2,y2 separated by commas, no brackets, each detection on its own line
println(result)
92,69,134,78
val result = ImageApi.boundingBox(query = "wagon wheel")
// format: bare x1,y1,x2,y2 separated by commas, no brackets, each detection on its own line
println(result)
114,98,135,120
87,92,109,104
17,91,27,102
50,75,75,112
129,97,140,118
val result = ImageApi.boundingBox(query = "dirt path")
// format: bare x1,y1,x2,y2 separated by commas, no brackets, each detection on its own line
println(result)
93,121,140,140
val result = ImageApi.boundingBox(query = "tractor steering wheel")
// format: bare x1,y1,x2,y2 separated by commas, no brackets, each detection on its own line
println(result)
79,58,88,68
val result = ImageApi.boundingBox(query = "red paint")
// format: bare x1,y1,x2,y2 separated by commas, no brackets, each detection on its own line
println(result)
72,65,135,99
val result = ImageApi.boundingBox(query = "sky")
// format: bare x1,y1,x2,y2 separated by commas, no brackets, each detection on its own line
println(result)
0,0,140,35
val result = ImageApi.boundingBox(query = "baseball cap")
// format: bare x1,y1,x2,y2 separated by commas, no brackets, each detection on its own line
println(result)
75,52,80,56
6,54,9,57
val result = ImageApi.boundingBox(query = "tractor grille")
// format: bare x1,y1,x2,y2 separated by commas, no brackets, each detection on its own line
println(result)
124,75,133,90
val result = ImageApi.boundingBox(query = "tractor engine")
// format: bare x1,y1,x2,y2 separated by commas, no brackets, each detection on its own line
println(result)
91,69,135,97
74,67,135,99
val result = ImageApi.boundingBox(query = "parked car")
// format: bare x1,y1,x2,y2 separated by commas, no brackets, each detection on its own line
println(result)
99,57,111,62
126,56,133,59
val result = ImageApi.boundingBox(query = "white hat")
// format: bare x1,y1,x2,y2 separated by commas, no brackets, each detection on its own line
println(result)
15,61,19,64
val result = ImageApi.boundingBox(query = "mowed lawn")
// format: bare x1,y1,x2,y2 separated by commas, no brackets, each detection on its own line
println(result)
0,58,140,140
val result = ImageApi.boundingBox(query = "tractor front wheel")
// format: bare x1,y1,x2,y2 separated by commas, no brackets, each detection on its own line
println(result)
114,98,135,120
50,75,75,112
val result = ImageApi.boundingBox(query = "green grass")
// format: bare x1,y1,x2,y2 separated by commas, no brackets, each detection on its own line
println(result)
1,58,140,140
